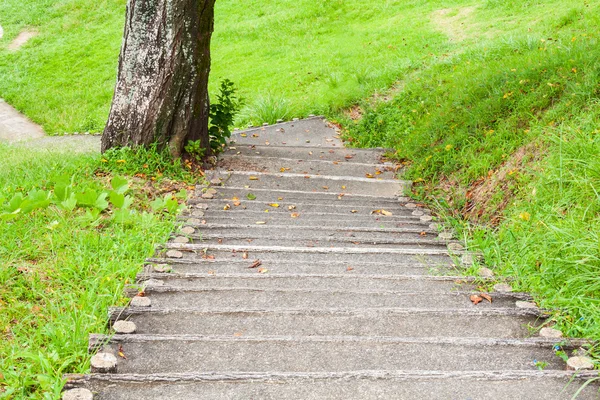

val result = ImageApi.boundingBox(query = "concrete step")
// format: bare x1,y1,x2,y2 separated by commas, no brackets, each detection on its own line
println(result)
222,143,389,164
153,248,455,266
195,187,414,204
136,274,475,292
218,153,397,179
64,371,600,400
179,215,435,230
109,307,542,338
144,258,457,276
179,226,441,242
127,287,530,310
176,233,451,250
229,117,344,148
216,171,408,198
178,223,438,235
187,199,427,217
89,335,570,374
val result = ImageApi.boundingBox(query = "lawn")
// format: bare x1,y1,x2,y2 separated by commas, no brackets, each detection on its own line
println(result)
1,0,600,398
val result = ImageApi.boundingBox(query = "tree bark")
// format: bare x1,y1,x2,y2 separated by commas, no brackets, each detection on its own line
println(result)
101,0,216,158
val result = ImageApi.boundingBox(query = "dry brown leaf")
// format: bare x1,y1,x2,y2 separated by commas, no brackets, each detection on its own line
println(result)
242,252,248,259
351,210,358,213
248,260,262,269
346,267,354,271
366,173,374,178
470,294,483,305
322,186,329,190
345,155,353,160
480,293,493,303
233,201,241,207
234,332,243,337
252,133,259,138
223,204,231,210
258,267,269,274
249,176,259,181
291,212,300,218
420,231,427,236
288,205,296,210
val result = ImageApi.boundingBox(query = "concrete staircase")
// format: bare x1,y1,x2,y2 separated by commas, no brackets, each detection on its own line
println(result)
64,118,598,399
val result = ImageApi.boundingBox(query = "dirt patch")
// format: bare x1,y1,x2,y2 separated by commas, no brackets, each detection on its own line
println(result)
463,142,546,225
8,30,38,51
431,7,476,42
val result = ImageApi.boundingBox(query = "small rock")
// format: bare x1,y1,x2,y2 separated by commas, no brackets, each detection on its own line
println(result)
438,232,453,240
494,283,513,292
90,352,118,373
447,243,464,252
187,218,201,224
567,356,595,371
153,264,172,273
478,267,494,278
515,301,538,309
180,226,196,235
411,210,424,216
210,179,222,185
539,327,563,338
405,203,417,209
420,215,433,222
166,250,183,259
192,210,205,217
196,203,209,210
130,296,151,307
173,236,190,244
113,320,137,334
62,388,94,400
461,253,474,266
201,193,214,199
398,197,411,202
206,188,218,195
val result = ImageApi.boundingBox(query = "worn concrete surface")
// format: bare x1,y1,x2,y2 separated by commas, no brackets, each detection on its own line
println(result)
65,117,598,399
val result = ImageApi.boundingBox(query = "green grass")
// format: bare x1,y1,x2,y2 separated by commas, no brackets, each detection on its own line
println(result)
2,0,471,132
0,144,200,398
344,1,600,339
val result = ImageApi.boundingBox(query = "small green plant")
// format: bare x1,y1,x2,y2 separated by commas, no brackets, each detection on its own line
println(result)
184,140,206,162
208,79,242,153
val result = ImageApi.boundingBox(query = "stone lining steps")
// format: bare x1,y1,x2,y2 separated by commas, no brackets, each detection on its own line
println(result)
64,118,597,399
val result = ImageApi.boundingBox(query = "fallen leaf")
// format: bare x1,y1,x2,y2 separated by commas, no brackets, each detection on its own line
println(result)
252,134,259,138
223,204,231,210
351,210,358,213
246,193,257,200
242,252,248,259
233,201,241,206
470,294,483,305
375,170,382,175
366,173,375,178
346,267,354,271
322,186,329,190
240,133,247,137
280,167,286,172
288,205,296,210
217,239,223,244
255,221,267,225
248,260,262,269
232,196,239,201
480,293,493,303
371,209,393,216
304,175,311,179
420,231,427,236
258,267,269,274
208,270,216,275
345,155,354,160
249,176,259,181
234,332,243,337
291,212,300,218
118,344,127,359
269,203,280,208
342,185,347,189
278,197,283,200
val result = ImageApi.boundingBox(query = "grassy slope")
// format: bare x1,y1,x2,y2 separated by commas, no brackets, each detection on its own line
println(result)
345,1,600,339
0,145,199,398
0,0,460,133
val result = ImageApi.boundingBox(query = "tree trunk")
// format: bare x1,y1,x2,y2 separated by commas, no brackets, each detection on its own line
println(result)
101,0,216,158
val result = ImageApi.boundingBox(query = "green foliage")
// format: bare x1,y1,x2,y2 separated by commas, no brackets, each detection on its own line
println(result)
0,144,186,397
344,3,600,340
99,143,199,183
207,79,242,153
183,140,206,162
